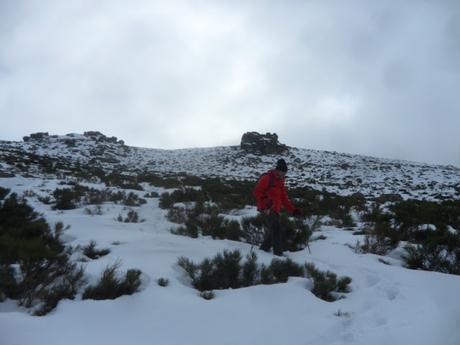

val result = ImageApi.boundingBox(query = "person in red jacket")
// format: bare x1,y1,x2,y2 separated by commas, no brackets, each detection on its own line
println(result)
253,159,302,256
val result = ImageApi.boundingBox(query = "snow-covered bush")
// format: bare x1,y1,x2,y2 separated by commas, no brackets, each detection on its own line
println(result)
200,291,215,300
0,187,10,200
159,188,206,209
305,263,352,302
53,187,86,210
82,240,110,260
242,214,312,252
403,244,460,275
144,191,159,198
82,263,142,300
117,209,144,223
101,172,144,191
0,194,86,315
157,278,169,287
259,258,305,284
84,205,104,215
52,185,147,210
169,203,243,241
177,250,352,302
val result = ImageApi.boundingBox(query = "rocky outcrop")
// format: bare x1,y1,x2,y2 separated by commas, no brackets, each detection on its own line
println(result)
240,132,288,155
23,132,49,142
375,193,403,203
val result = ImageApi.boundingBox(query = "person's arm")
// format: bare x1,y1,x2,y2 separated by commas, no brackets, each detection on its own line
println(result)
280,183,296,214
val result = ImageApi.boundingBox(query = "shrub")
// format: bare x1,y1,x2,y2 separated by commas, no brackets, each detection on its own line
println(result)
0,187,10,200
241,252,258,287
177,250,352,302
84,205,104,215
266,258,305,283
200,291,215,300
357,214,400,255
123,192,147,207
83,241,110,260
0,194,63,263
53,185,88,210
178,250,243,291
305,263,352,302
167,207,188,224
117,209,144,223
82,263,142,300
144,191,159,198
241,215,265,245
37,196,52,205
242,214,312,252
403,244,460,275
0,195,86,315
34,265,86,316
171,222,199,238
159,189,206,209
157,278,169,287
168,203,243,241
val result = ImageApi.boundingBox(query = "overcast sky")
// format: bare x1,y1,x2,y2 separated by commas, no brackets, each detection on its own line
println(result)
1,0,459,166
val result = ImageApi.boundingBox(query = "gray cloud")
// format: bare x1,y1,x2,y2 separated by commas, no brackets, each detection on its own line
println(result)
1,0,459,165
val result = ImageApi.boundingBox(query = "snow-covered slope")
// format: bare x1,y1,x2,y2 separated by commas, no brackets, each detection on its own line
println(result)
1,131,459,200
1,175,460,345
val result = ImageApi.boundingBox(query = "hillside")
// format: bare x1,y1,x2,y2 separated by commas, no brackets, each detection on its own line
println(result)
1,131,460,345
1,131,459,200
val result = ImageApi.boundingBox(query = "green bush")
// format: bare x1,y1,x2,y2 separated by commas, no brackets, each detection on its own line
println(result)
157,278,169,287
403,244,460,275
82,263,142,300
0,194,86,315
171,222,199,238
305,263,352,301
200,291,215,300
241,214,312,252
167,207,188,224
241,214,265,245
159,188,206,209
123,192,147,207
117,209,143,223
241,252,258,287
83,241,110,260
144,191,160,198
177,250,352,302
168,203,243,241
265,258,305,283
101,172,144,191
53,185,88,210
0,194,63,263
34,264,86,316
0,187,10,200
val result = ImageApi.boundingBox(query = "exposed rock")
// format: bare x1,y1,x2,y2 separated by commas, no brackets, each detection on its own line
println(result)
29,132,49,140
375,193,403,203
84,131,124,145
84,131,105,138
240,132,288,155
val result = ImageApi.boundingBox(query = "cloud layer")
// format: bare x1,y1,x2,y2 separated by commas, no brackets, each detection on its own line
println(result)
1,1,459,165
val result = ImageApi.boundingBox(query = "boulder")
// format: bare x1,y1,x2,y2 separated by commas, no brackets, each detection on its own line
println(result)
29,132,49,140
240,132,288,155
375,193,403,203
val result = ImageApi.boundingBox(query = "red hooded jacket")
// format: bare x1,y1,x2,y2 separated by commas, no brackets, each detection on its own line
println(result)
253,169,296,214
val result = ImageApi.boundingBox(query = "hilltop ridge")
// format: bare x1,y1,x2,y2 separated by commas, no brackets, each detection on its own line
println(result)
1,131,459,200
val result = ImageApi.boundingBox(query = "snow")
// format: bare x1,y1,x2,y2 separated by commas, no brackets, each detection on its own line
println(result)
417,224,437,231
1,176,460,345
2,134,460,201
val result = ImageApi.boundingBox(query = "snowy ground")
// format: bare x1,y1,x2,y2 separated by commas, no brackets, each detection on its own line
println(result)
2,132,460,200
1,176,460,345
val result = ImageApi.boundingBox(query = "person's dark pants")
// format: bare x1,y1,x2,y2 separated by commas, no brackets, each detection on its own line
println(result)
259,212,283,256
